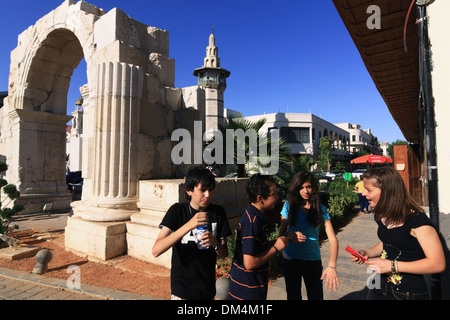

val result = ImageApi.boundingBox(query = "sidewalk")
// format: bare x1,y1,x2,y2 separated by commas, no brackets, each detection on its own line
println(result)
0,212,162,300
1,211,378,300
267,212,379,300
0,268,157,300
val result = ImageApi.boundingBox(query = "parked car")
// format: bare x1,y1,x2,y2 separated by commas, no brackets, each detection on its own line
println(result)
66,171,83,200
324,172,336,180
224,172,238,178
352,169,367,180
68,181,82,198
66,171,82,186
313,172,332,183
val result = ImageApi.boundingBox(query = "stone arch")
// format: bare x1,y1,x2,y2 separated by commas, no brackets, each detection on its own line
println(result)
8,1,101,116
3,1,104,215
3,0,173,219
23,29,84,114
2,0,189,262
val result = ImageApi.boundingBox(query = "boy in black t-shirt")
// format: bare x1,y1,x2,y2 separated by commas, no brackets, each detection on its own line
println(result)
152,166,231,300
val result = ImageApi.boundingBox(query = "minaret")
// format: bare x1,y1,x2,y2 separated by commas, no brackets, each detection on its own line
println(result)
193,27,230,137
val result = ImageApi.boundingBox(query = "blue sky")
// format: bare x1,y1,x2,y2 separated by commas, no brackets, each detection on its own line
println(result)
0,0,406,143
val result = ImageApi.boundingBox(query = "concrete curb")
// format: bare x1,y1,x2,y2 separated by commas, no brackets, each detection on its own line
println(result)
0,267,164,300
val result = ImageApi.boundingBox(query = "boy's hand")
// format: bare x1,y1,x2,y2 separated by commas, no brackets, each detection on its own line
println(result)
199,231,216,248
275,236,289,251
188,211,208,230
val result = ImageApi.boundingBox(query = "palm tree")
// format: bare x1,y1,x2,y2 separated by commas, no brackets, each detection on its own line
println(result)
215,117,291,177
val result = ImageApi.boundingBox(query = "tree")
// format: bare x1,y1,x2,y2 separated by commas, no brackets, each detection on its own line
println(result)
293,155,312,173
274,155,312,198
217,118,291,177
318,137,332,171
332,161,346,174
0,161,24,238
356,149,369,157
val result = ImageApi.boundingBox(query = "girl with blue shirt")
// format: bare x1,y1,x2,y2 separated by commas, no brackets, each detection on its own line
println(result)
280,171,340,300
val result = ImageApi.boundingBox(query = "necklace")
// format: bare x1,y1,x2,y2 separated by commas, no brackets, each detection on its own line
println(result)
188,204,197,217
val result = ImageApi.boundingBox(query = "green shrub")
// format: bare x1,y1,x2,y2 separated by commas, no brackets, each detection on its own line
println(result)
0,162,24,238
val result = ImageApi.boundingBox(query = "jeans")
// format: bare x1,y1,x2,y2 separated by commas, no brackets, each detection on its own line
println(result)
366,280,429,300
282,258,323,300
358,193,369,212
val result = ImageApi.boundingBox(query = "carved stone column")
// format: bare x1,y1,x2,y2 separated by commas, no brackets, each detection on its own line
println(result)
65,62,143,260
75,62,143,222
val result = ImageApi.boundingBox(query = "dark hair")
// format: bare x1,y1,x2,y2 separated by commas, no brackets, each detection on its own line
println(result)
287,171,323,227
246,173,276,203
185,166,216,200
362,166,422,225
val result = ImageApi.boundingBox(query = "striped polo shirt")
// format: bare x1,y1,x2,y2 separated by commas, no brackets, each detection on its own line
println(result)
227,204,269,300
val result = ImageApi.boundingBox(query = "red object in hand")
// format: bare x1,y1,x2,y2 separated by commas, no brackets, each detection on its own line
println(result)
346,246,368,262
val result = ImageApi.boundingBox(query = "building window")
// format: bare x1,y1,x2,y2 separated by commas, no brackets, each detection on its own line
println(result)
280,127,310,143
352,135,356,142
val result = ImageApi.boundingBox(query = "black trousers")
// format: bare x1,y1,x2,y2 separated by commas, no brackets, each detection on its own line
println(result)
282,258,323,300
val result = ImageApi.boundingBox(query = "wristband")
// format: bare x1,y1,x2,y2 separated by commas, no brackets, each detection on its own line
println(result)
327,265,336,270
273,245,279,253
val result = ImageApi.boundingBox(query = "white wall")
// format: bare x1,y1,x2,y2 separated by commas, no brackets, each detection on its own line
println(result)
428,2,450,214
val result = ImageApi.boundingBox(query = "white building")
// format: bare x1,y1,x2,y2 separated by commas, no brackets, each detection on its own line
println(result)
239,112,350,161
335,122,381,154
66,85,88,172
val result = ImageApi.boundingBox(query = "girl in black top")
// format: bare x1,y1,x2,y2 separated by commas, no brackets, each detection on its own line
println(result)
349,167,445,300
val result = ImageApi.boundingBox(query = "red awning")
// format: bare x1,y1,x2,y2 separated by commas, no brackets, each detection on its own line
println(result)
351,154,393,164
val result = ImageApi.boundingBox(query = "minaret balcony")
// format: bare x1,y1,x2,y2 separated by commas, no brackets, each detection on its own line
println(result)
197,77,227,89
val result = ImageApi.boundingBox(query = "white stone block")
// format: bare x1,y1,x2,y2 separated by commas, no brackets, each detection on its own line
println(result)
146,26,169,56
148,53,175,87
165,87,182,112
126,221,172,268
94,7,140,51
65,216,127,260
137,179,185,212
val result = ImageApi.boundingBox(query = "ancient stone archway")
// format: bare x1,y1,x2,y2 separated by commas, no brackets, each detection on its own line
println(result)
2,0,180,260
4,1,103,215
3,0,248,265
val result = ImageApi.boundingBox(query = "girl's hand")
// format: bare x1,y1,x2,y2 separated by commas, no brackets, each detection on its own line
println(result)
321,267,340,292
365,258,391,274
349,250,368,264
288,231,306,243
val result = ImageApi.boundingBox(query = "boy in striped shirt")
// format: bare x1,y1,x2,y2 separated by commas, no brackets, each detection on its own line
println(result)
227,174,289,300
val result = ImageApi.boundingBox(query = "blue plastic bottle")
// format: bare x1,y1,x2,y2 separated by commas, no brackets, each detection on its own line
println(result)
196,225,209,250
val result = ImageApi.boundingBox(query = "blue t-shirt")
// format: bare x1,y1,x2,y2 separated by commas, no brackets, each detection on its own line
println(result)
280,201,330,261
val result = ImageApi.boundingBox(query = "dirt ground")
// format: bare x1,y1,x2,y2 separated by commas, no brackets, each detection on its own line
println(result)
0,229,172,299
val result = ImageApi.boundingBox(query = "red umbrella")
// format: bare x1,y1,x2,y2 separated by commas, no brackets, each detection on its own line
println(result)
351,154,393,165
